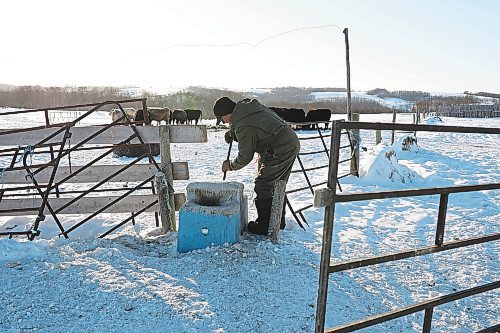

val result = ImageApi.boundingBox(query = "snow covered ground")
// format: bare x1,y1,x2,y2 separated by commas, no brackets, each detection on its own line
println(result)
0,109,498,333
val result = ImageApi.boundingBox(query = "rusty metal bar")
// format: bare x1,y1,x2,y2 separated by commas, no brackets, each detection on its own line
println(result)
51,133,137,186
0,208,39,214
335,183,500,203
0,230,40,239
477,324,500,333
286,181,328,194
336,172,352,180
338,157,353,164
315,120,343,333
329,233,500,273
1,186,155,197
422,307,433,333
53,153,148,214
317,126,330,158
299,135,328,140
285,196,305,230
324,281,499,333
291,164,329,174
299,150,330,156
296,155,315,194
342,121,500,134
61,175,155,237
26,126,72,239
435,193,449,246
99,200,157,238
8,150,20,169
295,204,313,213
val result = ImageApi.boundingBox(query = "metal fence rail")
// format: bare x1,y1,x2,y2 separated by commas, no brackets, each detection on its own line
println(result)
0,99,162,240
314,120,500,333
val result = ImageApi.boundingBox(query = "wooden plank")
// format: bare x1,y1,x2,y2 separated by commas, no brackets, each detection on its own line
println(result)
0,163,189,184
0,125,207,145
156,171,173,233
168,125,208,143
0,193,186,215
159,126,177,231
268,180,286,244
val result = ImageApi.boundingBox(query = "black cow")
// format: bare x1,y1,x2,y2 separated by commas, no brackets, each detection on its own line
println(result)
185,109,202,125
269,107,287,119
305,108,332,129
171,109,187,125
270,107,307,129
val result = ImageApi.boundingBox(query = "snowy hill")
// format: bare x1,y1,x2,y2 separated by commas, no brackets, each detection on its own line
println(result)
309,91,412,110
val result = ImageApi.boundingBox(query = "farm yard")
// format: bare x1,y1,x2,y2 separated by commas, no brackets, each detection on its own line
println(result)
0,107,499,333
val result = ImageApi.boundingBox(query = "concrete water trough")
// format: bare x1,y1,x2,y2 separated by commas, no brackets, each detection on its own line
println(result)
177,182,248,253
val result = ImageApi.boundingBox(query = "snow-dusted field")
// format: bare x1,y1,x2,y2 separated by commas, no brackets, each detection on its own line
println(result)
0,109,498,333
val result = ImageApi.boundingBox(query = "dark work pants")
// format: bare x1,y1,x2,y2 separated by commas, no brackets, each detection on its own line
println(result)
254,128,300,200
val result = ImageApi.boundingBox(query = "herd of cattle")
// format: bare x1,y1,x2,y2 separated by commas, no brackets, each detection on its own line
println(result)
109,107,202,125
109,106,332,129
269,107,332,129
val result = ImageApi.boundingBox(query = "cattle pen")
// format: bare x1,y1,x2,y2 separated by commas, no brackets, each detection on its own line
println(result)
0,98,207,240
313,120,500,333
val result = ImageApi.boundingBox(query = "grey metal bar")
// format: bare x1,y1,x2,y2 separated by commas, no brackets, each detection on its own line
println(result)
342,121,500,134
422,307,433,333
300,150,329,156
99,200,157,238
435,193,449,246
335,183,500,203
315,120,343,333
286,181,328,194
325,281,499,333
61,175,155,236
477,324,500,333
296,155,315,195
53,153,147,214
329,233,500,273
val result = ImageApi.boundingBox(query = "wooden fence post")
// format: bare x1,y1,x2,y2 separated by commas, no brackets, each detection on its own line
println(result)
375,129,382,145
391,108,397,145
159,125,176,231
155,171,173,233
268,180,286,244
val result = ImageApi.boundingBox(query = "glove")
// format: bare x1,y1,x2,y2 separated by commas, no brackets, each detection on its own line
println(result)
222,160,232,173
224,130,233,144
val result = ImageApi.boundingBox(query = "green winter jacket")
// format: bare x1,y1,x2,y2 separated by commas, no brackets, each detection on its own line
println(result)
229,99,298,170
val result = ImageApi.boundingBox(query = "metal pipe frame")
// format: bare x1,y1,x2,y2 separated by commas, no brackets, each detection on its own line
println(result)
315,120,500,333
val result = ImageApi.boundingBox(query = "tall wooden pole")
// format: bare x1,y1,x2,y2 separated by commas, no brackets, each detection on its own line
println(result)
343,28,352,121
344,28,359,175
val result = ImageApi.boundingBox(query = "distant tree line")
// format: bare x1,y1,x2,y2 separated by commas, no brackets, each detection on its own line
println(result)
465,91,500,99
367,88,431,101
3,85,497,113
0,86,125,109
413,95,483,114
0,85,247,120
0,85,423,118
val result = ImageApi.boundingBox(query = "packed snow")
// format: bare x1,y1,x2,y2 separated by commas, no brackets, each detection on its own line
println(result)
0,109,498,333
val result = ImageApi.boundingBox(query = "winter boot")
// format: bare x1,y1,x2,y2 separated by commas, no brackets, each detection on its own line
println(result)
247,198,272,235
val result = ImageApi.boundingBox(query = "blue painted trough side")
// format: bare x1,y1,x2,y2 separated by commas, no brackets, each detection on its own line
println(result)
177,182,247,253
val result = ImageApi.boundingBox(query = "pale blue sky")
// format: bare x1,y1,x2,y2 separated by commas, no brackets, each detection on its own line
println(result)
1,0,498,93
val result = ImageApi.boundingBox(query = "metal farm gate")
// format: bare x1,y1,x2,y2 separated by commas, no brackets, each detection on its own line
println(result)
0,99,206,240
313,120,500,333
